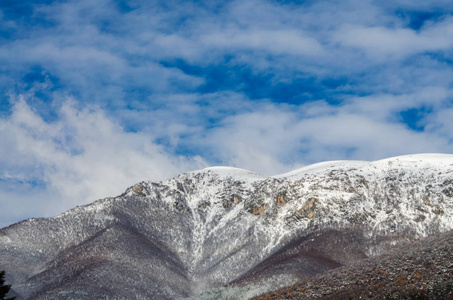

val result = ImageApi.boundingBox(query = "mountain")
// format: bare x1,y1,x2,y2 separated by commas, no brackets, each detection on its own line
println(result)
1,154,453,299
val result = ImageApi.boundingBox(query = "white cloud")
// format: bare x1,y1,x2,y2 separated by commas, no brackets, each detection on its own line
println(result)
199,94,453,176
200,29,324,56
337,17,453,59
341,87,450,121
0,97,207,227
203,104,304,175
385,0,453,11
425,107,453,140
2,0,452,102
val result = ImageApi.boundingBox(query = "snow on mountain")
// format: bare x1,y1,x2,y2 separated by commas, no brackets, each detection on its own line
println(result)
191,166,267,181
1,154,453,299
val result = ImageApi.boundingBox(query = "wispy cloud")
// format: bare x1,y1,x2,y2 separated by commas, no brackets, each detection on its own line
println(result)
0,97,206,227
337,17,453,59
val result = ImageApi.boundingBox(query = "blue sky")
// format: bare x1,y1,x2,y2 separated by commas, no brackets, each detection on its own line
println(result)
1,0,453,227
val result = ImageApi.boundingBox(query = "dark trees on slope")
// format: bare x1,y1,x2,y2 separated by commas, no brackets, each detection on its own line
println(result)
0,271,15,300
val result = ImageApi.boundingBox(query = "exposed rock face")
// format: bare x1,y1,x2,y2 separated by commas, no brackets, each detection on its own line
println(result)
1,154,453,299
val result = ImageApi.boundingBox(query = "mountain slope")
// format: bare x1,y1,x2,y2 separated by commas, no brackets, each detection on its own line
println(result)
1,154,453,299
254,230,453,299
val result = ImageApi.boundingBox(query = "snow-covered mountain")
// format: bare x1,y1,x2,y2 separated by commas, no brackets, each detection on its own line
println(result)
1,154,453,299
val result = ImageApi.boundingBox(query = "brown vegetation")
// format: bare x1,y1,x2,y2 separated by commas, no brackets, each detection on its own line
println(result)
254,231,453,299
